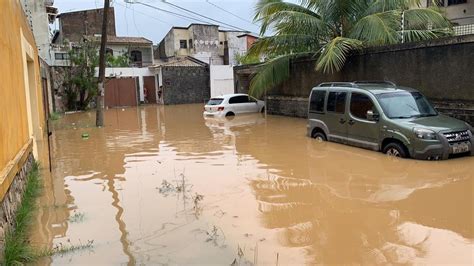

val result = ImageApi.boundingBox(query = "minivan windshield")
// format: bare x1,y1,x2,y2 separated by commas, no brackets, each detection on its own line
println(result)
376,91,438,119
207,98,224,105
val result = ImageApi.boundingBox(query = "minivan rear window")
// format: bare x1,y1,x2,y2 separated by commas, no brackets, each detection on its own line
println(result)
309,90,326,113
327,92,346,113
207,98,224,105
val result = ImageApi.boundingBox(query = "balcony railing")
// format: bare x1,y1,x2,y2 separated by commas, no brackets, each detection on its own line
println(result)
453,24,474,36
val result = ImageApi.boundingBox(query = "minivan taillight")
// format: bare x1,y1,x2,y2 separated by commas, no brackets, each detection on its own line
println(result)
217,106,224,111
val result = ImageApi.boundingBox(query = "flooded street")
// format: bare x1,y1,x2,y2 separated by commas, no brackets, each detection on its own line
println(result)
31,104,473,265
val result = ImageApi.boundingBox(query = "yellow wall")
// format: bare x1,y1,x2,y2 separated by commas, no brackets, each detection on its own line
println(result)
0,1,45,177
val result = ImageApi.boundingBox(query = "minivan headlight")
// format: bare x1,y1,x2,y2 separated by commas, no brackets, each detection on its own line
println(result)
465,122,473,134
413,128,437,140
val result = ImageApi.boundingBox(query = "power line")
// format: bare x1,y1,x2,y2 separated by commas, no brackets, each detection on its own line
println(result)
133,1,216,25
205,0,257,26
155,0,250,32
116,1,185,26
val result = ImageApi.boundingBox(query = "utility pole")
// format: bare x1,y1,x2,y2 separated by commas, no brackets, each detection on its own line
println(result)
96,0,110,127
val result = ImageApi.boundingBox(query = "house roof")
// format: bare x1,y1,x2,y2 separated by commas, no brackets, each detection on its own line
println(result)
148,56,208,68
84,35,153,45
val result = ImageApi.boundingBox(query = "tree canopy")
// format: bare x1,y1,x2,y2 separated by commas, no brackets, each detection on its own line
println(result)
246,0,452,97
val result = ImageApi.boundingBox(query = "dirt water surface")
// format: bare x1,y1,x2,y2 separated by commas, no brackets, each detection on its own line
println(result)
31,104,473,265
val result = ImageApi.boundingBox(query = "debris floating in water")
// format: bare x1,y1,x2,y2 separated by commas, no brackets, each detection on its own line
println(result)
81,133,89,139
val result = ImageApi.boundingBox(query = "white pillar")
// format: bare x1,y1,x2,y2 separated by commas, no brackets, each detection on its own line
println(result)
139,75,144,102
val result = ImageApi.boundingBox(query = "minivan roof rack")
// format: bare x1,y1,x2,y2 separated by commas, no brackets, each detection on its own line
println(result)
353,80,396,87
318,82,356,88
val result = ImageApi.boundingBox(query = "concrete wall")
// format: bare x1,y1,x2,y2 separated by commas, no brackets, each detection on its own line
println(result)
162,66,210,105
58,7,116,43
235,35,474,123
210,65,234,97
21,0,53,64
0,0,46,257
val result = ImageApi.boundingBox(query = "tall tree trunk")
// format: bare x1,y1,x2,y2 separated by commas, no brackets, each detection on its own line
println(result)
96,0,110,127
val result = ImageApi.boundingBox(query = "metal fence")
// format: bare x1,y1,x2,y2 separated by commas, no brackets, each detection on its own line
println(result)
453,24,474,36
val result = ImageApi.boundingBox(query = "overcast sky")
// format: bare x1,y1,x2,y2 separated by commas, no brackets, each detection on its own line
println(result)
53,0,262,44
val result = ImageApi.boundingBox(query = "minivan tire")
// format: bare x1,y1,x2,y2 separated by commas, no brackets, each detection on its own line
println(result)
383,142,408,158
225,112,235,117
312,131,327,142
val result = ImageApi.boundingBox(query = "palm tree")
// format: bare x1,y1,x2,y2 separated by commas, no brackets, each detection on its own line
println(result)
247,0,452,97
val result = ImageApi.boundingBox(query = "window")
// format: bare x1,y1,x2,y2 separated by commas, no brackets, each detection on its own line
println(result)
207,98,223,105
180,40,187,49
448,0,466,5
229,95,249,104
327,91,346,113
309,90,326,113
54,52,69,60
105,48,113,56
130,50,142,62
350,92,376,120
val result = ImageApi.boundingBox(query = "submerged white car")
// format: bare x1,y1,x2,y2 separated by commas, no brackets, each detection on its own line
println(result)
203,94,265,118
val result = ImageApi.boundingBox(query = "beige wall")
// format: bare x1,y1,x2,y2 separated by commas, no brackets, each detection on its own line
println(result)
422,0,474,25
0,0,46,179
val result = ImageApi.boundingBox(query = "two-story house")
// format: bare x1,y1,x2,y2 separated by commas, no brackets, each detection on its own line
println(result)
157,24,257,65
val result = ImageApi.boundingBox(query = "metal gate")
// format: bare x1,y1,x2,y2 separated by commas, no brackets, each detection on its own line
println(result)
105,77,138,108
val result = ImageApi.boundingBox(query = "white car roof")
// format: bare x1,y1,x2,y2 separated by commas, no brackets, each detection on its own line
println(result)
211,93,248,99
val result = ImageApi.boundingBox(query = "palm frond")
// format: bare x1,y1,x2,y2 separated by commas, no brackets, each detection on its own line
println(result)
400,28,453,42
249,54,308,98
248,34,321,57
350,11,400,45
272,10,329,36
254,0,321,35
403,8,451,29
316,37,363,74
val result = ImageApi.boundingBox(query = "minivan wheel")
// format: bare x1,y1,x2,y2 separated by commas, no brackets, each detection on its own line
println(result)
383,142,408,158
312,131,327,142
225,112,235,117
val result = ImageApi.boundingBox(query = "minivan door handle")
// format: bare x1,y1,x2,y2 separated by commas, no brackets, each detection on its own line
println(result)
339,118,346,124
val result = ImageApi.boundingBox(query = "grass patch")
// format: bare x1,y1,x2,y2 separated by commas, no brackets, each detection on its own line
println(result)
49,112,61,121
3,161,41,265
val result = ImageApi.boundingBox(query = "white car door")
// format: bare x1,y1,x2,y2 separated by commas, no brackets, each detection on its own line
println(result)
228,96,246,114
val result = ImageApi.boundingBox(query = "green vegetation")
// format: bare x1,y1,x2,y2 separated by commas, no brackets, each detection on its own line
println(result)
4,161,41,265
49,111,61,121
3,162,94,264
63,41,99,111
246,0,452,97
106,53,130,67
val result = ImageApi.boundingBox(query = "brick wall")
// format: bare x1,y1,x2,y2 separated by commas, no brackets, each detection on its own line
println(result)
162,66,210,105
58,8,116,43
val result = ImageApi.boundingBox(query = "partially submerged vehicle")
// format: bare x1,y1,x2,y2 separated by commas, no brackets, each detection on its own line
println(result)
204,94,265,118
307,81,473,160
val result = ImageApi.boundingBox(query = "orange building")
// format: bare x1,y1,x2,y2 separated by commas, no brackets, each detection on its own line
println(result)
0,0,47,256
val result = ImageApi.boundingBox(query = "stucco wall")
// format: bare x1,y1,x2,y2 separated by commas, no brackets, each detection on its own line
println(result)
162,66,210,105
0,0,45,170
210,65,234,97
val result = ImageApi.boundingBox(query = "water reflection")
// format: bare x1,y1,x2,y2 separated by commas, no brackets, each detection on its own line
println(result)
31,104,473,265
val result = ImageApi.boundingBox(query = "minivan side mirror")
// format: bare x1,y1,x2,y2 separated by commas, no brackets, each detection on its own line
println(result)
366,110,379,121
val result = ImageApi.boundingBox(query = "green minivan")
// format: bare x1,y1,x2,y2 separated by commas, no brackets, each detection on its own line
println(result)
307,81,473,160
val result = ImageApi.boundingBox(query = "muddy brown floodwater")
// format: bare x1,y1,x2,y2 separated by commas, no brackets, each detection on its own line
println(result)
30,104,473,265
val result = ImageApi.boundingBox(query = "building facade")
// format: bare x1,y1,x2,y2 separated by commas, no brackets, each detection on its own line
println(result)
423,0,474,26
0,0,48,258
157,24,257,65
